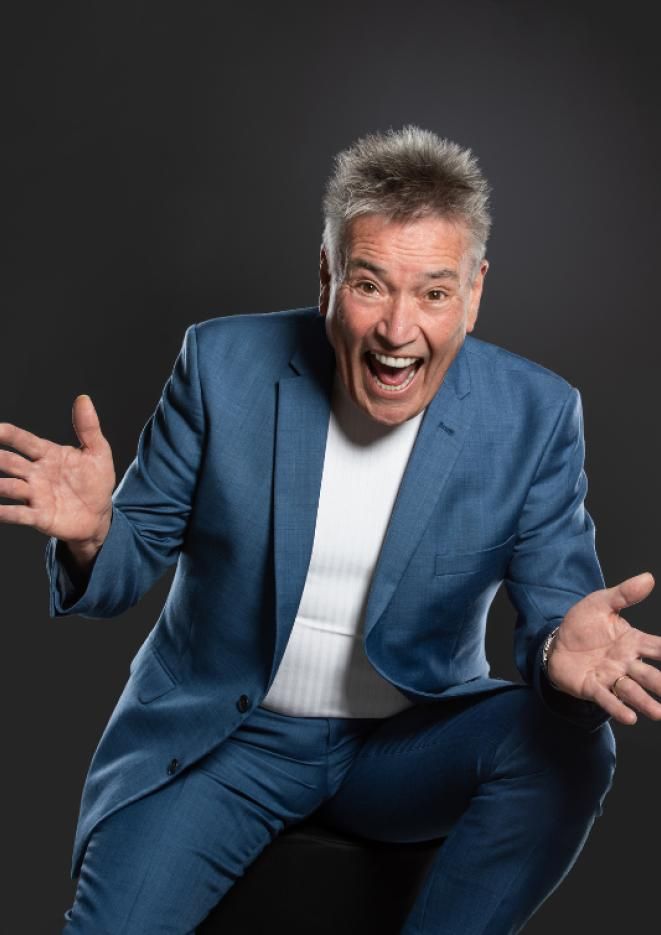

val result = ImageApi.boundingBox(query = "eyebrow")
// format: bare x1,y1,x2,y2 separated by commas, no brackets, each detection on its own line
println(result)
347,258,460,282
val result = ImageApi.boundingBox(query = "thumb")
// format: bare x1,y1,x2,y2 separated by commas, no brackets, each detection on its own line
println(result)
72,394,105,451
605,572,656,613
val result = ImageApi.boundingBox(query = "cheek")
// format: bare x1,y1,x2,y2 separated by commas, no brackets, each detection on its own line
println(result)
335,303,369,353
427,313,467,354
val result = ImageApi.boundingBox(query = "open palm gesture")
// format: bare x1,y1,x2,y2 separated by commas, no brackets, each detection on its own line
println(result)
547,572,660,725
0,395,115,546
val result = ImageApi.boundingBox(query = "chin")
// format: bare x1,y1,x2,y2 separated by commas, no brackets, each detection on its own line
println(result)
343,364,423,425
363,397,422,426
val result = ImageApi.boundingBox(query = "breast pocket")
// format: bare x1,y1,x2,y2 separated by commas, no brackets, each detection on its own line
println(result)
434,533,516,578
429,534,517,639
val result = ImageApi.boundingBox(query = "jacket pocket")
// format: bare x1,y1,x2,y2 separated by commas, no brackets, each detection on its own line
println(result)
434,533,516,576
134,648,178,704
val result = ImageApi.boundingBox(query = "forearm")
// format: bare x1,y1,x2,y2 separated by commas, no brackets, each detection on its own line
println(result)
45,323,204,619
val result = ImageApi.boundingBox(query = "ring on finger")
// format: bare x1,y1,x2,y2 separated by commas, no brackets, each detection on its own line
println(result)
611,674,630,700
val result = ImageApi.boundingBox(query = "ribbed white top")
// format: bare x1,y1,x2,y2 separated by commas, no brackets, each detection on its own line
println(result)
261,373,424,717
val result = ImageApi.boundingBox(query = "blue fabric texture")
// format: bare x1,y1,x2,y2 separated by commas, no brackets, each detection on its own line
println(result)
45,307,611,884
62,688,615,933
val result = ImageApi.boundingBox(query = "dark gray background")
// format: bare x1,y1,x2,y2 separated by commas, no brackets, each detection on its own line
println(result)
2,1,659,931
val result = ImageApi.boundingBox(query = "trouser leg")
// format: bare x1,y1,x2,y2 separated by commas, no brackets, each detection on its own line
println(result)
315,686,617,935
62,706,374,934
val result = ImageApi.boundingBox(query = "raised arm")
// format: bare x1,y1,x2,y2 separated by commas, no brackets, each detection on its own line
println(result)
42,323,206,619
0,323,206,618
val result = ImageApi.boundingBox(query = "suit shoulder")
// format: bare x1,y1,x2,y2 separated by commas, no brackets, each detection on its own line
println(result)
465,335,575,406
190,306,319,368
182,307,323,391
193,306,318,343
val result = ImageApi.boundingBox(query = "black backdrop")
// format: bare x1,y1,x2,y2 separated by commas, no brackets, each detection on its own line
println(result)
2,2,659,932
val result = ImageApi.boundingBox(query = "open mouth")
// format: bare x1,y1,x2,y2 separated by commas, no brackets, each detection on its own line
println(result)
364,351,423,393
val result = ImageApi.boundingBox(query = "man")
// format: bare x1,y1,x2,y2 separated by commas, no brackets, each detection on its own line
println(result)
0,126,659,934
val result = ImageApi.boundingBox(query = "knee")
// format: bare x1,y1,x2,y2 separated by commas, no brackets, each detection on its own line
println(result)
563,721,617,815
531,714,617,822
491,693,617,820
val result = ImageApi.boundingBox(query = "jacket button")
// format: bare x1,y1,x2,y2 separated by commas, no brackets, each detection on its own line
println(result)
236,695,250,713
166,758,180,776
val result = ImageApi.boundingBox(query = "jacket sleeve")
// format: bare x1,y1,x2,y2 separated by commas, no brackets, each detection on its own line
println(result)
504,386,612,732
45,323,205,619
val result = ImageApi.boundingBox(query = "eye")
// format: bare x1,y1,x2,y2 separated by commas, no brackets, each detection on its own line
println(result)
427,288,448,301
356,280,379,295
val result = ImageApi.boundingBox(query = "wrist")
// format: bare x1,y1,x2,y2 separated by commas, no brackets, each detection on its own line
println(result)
64,508,112,564
542,626,563,690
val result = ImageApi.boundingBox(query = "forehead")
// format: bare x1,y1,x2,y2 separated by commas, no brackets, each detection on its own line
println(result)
344,213,472,273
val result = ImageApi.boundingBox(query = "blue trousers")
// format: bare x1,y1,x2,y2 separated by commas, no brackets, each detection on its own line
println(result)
62,685,616,934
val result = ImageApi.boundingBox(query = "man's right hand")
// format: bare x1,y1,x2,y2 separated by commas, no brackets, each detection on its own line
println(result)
0,395,116,562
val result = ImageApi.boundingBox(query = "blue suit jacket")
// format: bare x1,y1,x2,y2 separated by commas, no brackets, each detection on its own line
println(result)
46,306,611,879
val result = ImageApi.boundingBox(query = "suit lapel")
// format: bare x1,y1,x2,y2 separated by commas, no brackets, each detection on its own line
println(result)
271,317,335,672
363,341,475,637
271,321,475,672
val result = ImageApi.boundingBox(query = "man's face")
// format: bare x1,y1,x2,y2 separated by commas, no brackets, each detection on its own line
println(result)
319,213,488,426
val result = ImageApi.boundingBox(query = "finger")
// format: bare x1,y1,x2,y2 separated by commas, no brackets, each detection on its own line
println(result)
591,682,638,725
0,503,35,526
607,674,661,722
638,631,661,660
0,448,34,479
0,423,49,461
72,395,106,452
629,658,661,700
0,477,30,502
605,572,656,613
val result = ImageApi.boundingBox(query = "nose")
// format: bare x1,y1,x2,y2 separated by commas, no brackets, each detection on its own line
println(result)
375,294,419,348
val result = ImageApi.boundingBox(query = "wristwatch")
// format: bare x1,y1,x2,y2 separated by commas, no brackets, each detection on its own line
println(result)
541,626,562,689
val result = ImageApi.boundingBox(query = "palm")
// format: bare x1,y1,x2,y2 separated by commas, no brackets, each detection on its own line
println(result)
551,598,638,695
547,573,661,725
24,439,115,540
0,395,115,543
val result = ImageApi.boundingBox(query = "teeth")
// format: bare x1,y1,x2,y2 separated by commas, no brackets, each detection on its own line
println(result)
372,367,418,392
370,352,420,368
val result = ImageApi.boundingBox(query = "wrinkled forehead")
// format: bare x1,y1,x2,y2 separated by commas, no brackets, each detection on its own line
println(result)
340,212,476,279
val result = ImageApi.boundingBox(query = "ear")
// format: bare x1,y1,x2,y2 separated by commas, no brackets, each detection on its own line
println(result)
466,259,489,333
319,245,331,317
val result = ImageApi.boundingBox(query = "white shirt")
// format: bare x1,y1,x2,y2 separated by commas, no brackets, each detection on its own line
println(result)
261,373,424,717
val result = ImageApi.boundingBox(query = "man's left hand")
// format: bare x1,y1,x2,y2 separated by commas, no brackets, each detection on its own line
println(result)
547,572,660,725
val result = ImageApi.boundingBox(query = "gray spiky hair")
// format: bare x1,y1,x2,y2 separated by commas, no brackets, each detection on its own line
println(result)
322,125,491,279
